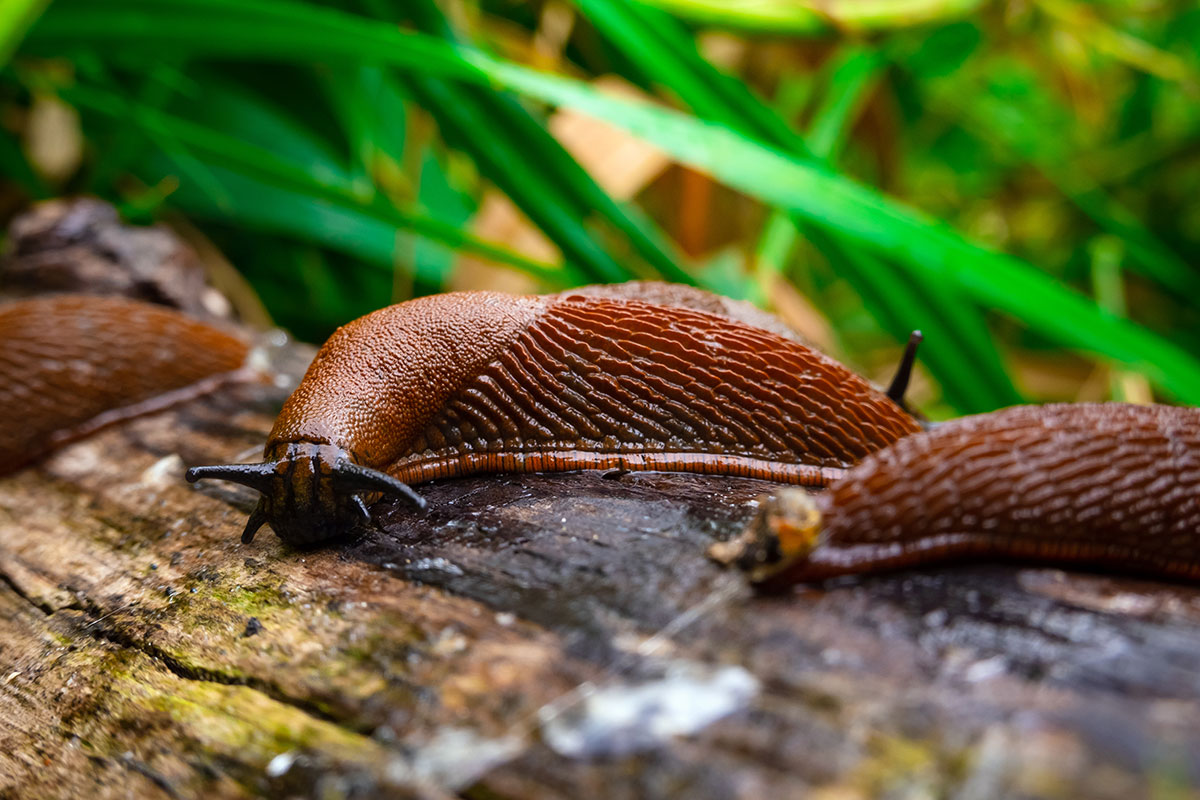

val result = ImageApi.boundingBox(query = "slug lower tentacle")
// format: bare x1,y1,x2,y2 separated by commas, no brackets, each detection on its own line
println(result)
187,442,427,545
188,288,920,546
714,403,1200,586
0,294,251,475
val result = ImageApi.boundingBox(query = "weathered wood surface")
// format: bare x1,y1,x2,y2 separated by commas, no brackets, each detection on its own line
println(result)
3,344,1200,800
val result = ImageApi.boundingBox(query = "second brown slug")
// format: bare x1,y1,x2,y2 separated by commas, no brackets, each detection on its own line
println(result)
0,294,251,475
187,289,920,545
714,403,1200,586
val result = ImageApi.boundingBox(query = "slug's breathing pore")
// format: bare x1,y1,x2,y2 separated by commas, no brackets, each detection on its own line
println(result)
188,289,920,546
714,403,1200,586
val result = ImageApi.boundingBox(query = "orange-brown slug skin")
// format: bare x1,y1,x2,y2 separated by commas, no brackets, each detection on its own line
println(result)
0,294,250,475
188,289,920,545
740,403,1200,587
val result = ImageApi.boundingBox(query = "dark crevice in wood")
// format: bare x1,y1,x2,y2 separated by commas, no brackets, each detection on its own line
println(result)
68,595,355,732
0,569,54,616
118,753,186,800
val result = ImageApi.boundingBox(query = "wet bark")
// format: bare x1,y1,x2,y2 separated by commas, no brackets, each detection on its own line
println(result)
2,341,1200,800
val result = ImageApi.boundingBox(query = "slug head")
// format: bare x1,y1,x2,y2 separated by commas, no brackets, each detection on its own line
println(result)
708,489,823,584
186,442,425,546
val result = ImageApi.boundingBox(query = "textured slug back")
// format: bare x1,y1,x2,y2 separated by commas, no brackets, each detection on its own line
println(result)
267,292,547,466
808,403,1200,576
388,294,919,484
0,295,249,473
563,281,813,346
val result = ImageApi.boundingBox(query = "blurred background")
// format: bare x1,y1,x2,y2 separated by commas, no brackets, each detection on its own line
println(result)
1,0,1197,419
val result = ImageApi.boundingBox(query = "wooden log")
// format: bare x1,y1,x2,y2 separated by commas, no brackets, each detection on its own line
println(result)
2,339,1200,799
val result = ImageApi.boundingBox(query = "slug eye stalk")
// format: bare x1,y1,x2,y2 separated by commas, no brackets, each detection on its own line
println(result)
886,330,923,411
185,442,425,546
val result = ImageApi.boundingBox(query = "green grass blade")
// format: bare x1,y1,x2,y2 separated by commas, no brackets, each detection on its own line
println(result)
30,0,691,285
315,66,406,195
804,48,882,160
26,2,483,77
575,0,812,154
579,2,1018,410
405,0,693,285
24,0,1200,399
473,62,1200,400
0,0,48,67
931,80,1200,297
802,47,1020,409
65,83,574,285
404,76,635,283
632,0,987,35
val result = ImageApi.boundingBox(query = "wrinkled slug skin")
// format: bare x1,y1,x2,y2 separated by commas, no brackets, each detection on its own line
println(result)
771,403,1200,584
265,291,920,485
0,295,249,474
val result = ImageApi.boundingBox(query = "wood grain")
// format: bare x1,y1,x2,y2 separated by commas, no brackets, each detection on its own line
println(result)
2,340,1200,798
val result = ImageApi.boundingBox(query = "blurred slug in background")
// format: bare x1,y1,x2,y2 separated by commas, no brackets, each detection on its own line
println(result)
0,294,254,475
0,200,262,479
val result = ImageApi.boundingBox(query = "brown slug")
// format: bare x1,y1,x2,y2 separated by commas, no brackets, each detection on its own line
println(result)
714,403,1200,586
0,294,251,475
186,289,920,546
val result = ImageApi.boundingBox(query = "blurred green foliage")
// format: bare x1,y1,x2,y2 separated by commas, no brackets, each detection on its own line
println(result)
1,0,1198,418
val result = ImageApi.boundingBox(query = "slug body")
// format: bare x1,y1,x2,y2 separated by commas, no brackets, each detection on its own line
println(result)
189,290,919,545
719,403,1200,586
0,295,250,475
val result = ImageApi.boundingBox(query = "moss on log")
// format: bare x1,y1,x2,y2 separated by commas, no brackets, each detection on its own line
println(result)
2,344,1200,799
